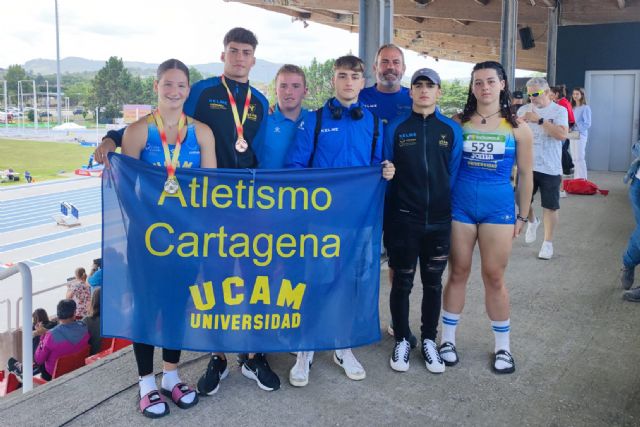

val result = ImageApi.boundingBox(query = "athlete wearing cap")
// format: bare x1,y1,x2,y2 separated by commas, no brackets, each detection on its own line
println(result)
383,68,463,374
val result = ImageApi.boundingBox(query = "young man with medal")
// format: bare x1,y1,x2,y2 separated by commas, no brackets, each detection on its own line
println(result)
285,55,395,387
93,28,281,393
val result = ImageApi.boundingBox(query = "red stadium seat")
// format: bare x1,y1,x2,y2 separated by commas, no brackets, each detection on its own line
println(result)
33,345,90,385
85,338,132,365
0,371,22,396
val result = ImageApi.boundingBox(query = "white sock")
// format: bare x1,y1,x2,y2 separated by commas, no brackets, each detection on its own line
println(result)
162,369,195,405
491,319,511,353
139,375,165,415
441,310,461,345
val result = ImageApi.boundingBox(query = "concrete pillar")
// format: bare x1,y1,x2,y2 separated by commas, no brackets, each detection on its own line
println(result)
546,5,559,85
381,0,393,45
500,0,518,85
359,0,382,86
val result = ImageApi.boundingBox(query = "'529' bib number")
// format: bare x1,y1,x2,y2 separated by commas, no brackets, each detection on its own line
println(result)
463,140,505,155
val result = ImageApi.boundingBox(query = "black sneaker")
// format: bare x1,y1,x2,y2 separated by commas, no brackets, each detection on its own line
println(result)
197,355,228,396
241,353,280,391
7,357,23,382
621,266,635,290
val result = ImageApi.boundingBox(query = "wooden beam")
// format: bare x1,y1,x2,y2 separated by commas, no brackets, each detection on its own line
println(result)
394,16,546,39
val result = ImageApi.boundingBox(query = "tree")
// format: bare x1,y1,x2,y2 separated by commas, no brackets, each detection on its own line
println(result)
5,65,29,104
189,67,204,86
439,79,470,117
90,57,133,121
301,58,335,110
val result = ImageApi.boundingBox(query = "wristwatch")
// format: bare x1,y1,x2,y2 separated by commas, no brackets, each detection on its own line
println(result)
538,118,544,125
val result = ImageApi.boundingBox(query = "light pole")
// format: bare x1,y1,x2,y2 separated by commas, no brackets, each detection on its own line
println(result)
55,0,62,124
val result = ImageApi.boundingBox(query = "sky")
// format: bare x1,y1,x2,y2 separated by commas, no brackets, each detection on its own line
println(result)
2,0,534,80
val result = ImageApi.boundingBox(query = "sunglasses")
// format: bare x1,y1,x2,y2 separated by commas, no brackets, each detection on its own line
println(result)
527,89,545,98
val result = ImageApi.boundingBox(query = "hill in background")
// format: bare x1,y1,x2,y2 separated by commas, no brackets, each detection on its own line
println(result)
23,57,283,84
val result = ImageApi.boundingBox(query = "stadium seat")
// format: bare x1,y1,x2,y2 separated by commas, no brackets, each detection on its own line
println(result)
0,371,22,396
85,338,132,365
33,345,90,385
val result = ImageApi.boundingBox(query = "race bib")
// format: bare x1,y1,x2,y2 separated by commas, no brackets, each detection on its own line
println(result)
463,133,506,170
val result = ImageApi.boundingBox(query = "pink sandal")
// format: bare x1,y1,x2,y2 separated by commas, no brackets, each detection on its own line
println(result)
139,390,170,418
161,383,199,409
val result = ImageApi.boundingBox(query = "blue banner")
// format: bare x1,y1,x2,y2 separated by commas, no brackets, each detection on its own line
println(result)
102,153,385,353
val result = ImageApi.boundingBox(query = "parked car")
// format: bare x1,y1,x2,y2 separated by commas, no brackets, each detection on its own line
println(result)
73,107,85,115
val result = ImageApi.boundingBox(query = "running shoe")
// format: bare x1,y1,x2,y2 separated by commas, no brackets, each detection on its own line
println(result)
621,266,635,290
525,217,540,244
196,355,228,396
241,353,280,391
538,241,554,260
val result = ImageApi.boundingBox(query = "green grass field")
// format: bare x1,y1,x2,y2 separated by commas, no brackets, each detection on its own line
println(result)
0,138,97,184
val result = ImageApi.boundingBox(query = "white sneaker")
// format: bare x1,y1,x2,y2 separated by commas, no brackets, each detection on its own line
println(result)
390,339,410,372
333,349,366,380
289,351,313,387
538,241,554,260
560,190,568,198
525,217,540,244
422,339,445,373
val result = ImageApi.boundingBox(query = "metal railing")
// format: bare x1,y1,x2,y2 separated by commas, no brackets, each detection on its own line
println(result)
15,282,69,329
0,263,33,393
0,299,10,331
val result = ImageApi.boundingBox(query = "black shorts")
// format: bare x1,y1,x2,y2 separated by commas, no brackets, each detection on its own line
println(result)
532,171,561,210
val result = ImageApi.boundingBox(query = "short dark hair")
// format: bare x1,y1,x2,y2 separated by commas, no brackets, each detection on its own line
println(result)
224,27,258,50
57,299,77,320
334,55,365,73
156,59,190,83
275,64,307,87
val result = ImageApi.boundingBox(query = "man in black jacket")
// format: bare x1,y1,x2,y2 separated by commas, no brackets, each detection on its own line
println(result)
383,68,462,374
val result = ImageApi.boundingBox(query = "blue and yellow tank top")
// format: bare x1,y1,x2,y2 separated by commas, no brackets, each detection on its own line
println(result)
140,114,201,168
458,118,516,183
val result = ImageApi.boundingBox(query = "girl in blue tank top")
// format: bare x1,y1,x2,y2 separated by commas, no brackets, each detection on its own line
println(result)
121,59,216,419
440,61,533,377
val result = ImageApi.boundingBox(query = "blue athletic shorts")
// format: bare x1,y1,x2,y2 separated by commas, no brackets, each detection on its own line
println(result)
451,180,516,225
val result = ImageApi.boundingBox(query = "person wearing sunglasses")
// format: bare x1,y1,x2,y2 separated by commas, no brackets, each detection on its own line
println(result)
517,78,569,260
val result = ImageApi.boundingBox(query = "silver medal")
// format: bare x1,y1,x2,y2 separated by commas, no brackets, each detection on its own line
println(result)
164,178,179,194
235,137,248,153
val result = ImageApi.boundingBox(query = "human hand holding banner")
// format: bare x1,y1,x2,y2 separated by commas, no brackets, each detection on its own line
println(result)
102,154,385,352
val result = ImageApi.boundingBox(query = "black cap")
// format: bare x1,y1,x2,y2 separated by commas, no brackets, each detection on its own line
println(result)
410,68,441,86
513,91,524,99
57,299,77,320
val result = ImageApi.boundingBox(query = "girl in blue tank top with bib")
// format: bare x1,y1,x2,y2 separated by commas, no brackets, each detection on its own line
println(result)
439,61,533,377
122,59,216,419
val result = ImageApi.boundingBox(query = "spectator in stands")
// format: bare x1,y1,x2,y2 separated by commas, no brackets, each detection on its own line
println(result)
83,288,102,355
88,258,102,289
6,308,58,379
67,267,91,317
34,299,89,381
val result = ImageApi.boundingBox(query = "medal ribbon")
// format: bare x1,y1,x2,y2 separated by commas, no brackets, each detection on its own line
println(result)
154,110,186,180
221,75,252,141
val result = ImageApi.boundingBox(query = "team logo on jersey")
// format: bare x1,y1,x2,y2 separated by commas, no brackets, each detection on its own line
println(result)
247,104,258,121
398,132,417,147
209,98,228,110
274,126,281,133
438,134,449,148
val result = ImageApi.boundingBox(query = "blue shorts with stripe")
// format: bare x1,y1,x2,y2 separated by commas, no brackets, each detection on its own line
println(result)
451,179,516,225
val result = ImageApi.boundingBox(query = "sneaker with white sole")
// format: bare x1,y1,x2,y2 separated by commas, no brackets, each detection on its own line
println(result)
289,351,313,387
333,349,366,380
525,217,540,244
390,339,410,372
241,353,280,391
559,190,568,198
538,241,554,260
386,324,418,349
421,339,445,373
